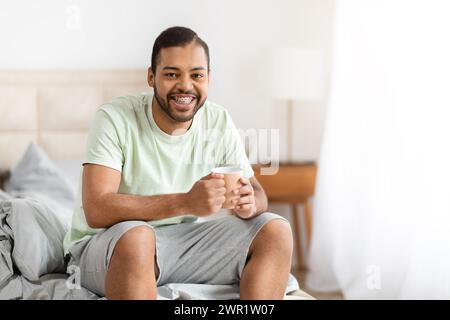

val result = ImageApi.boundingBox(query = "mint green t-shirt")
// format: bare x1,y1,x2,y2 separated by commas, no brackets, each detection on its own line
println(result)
63,94,254,254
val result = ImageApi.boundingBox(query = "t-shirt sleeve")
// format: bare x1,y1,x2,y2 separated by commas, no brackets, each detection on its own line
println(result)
83,108,124,172
220,111,254,178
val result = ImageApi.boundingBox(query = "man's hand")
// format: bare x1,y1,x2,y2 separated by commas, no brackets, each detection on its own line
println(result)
231,177,257,219
185,173,226,216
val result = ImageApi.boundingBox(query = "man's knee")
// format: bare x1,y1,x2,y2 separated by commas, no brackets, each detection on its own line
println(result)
252,219,293,257
112,225,157,273
105,225,159,298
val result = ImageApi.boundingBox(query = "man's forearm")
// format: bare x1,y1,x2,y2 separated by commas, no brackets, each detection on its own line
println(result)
253,187,268,216
84,192,190,228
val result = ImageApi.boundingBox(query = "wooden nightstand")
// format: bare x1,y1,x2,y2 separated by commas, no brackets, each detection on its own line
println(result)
253,162,317,271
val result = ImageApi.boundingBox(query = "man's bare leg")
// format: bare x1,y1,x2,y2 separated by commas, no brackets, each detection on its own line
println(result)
240,219,293,299
105,226,159,300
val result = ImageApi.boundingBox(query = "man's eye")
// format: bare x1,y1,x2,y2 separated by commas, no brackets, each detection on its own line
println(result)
192,73,205,79
165,73,177,78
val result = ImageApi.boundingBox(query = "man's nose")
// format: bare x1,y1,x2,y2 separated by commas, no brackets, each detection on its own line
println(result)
175,74,194,91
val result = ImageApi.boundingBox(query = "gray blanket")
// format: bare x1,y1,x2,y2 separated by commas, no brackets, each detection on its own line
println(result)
0,199,100,299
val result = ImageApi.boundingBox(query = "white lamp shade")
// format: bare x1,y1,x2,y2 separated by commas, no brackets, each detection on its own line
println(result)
269,48,326,101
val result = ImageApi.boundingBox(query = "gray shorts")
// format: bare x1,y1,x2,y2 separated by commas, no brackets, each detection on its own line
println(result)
67,212,288,297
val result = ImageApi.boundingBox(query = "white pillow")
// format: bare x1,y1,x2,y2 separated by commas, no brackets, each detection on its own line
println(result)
4,142,75,225
54,159,83,196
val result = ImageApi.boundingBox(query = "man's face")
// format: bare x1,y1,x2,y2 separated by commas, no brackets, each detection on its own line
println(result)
148,41,209,123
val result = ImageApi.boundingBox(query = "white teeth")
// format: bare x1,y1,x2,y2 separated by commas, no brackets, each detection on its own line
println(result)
174,96,194,104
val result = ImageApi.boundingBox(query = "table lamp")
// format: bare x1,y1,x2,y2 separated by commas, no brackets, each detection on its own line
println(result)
269,48,326,163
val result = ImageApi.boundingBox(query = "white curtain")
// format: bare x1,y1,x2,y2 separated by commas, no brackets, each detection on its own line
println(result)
306,0,450,299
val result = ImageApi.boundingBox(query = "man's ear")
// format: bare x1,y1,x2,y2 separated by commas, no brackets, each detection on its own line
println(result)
147,67,155,88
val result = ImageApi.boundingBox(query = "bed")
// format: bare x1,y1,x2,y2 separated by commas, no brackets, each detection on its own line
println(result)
0,70,313,300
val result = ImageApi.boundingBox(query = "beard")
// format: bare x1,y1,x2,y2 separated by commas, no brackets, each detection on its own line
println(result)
153,86,206,123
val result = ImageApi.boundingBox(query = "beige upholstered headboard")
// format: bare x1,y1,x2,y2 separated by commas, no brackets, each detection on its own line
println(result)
0,70,151,170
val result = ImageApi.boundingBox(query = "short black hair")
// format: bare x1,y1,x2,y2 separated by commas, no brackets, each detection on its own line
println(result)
151,26,210,74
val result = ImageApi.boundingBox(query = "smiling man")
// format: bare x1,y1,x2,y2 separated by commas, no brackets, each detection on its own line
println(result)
63,26,294,300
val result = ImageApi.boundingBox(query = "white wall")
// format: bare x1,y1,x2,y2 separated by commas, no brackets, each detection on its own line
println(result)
0,0,334,162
